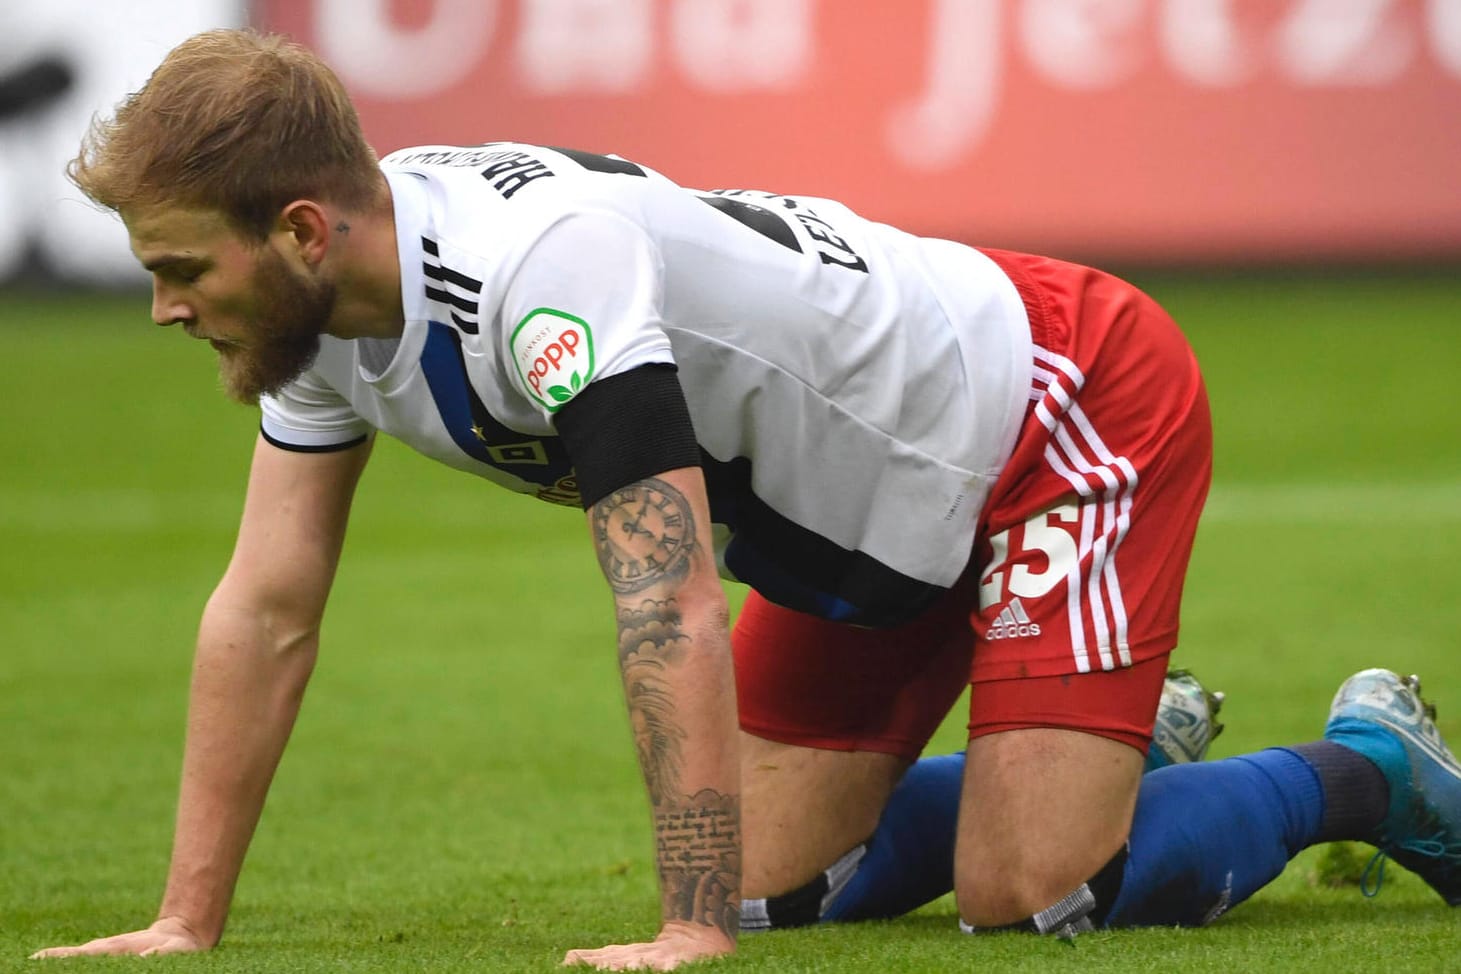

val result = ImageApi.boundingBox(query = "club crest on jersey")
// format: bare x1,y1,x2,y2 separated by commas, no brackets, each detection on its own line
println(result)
510,308,596,412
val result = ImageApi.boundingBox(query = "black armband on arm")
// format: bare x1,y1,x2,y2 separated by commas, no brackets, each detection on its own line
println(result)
553,364,702,509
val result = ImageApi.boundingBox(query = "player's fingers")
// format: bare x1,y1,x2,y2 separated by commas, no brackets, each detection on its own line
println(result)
562,945,639,970
563,947,626,968
31,938,128,958
31,941,109,959
562,944,686,971
562,946,597,967
31,931,184,959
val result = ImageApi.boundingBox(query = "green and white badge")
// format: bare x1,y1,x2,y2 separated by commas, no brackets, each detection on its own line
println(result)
510,308,596,412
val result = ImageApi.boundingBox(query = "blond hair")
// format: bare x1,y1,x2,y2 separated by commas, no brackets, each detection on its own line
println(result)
69,29,382,237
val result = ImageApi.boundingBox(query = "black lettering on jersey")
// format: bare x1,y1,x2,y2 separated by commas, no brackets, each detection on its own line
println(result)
697,194,803,254
794,212,869,273
546,146,647,177
393,148,508,167
702,189,867,273
422,236,484,334
479,150,555,199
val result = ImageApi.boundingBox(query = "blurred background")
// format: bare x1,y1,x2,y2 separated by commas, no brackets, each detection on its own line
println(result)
3,0,1459,284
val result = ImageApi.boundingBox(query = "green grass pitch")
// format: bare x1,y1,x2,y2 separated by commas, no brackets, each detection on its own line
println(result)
3,269,1459,972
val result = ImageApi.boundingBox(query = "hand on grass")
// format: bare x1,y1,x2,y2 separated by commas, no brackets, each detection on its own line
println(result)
562,920,734,970
31,916,210,959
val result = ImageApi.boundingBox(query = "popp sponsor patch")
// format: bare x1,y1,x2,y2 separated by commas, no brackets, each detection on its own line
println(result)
510,308,596,412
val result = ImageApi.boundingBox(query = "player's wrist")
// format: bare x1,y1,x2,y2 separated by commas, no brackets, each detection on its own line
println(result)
152,911,218,947
657,918,737,950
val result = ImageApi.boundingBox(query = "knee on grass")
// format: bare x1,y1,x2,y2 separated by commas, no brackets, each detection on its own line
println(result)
957,847,1127,935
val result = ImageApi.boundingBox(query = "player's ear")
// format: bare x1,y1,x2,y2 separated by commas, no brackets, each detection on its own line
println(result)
275,200,331,266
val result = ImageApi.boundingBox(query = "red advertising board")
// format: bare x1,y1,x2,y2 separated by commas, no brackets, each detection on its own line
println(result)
257,1,1461,263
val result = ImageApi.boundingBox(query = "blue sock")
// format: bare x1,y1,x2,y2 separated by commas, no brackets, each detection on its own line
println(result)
824,747,1327,926
823,752,963,921
1105,748,1323,925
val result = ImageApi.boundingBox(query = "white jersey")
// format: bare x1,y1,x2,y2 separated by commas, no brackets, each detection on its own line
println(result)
260,143,1032,625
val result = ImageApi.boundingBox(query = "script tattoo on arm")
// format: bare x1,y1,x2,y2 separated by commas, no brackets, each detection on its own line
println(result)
619,597,740,937
656,789,741,943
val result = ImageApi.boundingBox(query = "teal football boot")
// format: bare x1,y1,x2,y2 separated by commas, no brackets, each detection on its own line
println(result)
1324,668,1461,905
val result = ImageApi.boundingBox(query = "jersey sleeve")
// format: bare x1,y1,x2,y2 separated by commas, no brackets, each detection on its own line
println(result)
259,369,372,452
500,208,675,419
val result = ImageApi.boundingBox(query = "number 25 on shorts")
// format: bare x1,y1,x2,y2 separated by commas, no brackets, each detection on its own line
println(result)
978,503,1081,610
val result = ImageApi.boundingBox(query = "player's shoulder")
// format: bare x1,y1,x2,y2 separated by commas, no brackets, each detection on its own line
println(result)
382,142,672,203
384,142,671,251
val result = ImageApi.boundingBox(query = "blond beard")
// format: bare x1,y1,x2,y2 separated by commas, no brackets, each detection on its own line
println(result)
219,247,333,404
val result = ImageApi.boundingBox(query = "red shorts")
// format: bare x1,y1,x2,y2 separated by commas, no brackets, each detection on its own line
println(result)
733,250,1212,758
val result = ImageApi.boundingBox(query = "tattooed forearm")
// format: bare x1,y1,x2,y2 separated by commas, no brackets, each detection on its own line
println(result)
625,658,686,802
617,597,691,664
656,789,741,942
619,597,692,803
591,478,696,594
593,477,738,936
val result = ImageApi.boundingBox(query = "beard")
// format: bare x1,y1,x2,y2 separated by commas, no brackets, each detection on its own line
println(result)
218,248,334,405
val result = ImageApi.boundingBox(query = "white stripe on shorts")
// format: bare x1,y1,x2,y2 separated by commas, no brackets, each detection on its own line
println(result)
1030,347,1138,673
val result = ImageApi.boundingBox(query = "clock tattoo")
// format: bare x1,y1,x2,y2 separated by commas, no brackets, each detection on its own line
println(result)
591,478,695,593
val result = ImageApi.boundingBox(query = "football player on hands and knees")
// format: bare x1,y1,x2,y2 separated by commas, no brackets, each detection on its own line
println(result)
32,27,1461,970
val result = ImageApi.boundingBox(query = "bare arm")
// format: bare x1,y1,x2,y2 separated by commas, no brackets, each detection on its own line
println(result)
33,433,371,958
563,467,740,970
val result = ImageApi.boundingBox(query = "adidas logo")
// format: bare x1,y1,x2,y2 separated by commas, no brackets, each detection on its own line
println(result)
987,598,1041,640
